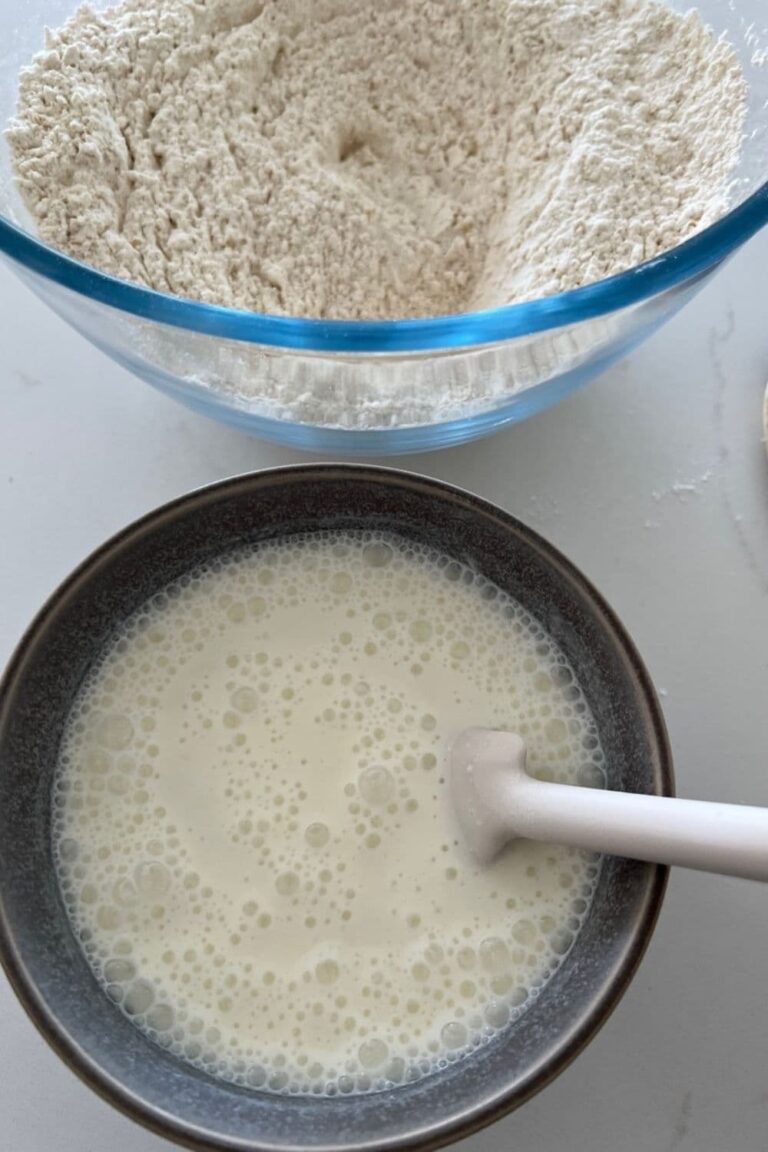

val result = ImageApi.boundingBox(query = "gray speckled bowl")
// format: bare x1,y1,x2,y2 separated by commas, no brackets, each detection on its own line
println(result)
0,466,671,1152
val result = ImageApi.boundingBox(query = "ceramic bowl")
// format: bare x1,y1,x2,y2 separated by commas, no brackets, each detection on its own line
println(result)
0,466,671,1150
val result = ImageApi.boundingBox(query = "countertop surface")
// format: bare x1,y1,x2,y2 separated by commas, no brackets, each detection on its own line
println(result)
1,230,768,1151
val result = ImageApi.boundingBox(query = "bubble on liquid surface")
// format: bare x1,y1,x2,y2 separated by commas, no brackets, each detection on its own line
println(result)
53,529,604,1098
94,714,134,751
441,1022,468,1050
358,766,395,807
135,862,171,898
275,872,299,897
315,960,339,985
146,1003,175,1032
479,937,510,974
362,543,393,569
104,958,135,983
124,980,155,1015
305,822,330,848
359,1039,389,1068
231,687,258,714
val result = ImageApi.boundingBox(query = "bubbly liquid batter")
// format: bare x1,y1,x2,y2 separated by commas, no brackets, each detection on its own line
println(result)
54,533,604,1094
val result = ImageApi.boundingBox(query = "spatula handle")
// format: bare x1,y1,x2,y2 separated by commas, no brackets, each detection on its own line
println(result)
514,778,768,881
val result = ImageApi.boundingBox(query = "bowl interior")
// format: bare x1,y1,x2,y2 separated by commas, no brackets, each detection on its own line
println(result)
1,0,767,318
0,467,669,1152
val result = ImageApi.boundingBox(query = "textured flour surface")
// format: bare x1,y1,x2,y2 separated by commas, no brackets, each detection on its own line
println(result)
9,0,746,321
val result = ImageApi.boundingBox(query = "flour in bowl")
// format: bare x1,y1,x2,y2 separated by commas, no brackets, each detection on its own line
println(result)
8,0,746,321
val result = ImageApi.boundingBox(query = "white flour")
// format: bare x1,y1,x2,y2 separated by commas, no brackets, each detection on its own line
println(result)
9,0,746,324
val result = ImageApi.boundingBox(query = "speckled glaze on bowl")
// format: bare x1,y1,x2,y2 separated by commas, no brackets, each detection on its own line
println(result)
0,466,671,1152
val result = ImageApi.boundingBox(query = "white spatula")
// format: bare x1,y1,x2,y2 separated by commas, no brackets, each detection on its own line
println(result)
451,728,768,881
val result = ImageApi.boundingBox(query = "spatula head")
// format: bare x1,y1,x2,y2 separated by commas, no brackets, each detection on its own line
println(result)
450,728,529,866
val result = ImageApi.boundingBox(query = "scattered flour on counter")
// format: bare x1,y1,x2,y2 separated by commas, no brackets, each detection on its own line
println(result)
8,0,746,322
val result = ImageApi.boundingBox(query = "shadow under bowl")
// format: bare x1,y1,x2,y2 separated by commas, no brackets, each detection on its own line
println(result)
0,466,671,1151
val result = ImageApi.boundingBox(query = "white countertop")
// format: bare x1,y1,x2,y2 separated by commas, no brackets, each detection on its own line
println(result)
1,231,768,1152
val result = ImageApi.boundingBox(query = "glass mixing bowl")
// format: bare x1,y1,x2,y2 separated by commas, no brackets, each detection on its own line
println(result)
1,0,767,455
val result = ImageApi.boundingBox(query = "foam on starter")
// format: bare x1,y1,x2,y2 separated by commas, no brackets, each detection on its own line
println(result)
53,533,605,1095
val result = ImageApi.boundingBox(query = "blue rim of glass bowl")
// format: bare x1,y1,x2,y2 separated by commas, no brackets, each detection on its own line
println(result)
1,182,768,354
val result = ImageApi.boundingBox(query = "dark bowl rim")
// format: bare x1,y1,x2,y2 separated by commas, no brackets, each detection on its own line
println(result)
0,464,672,1152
